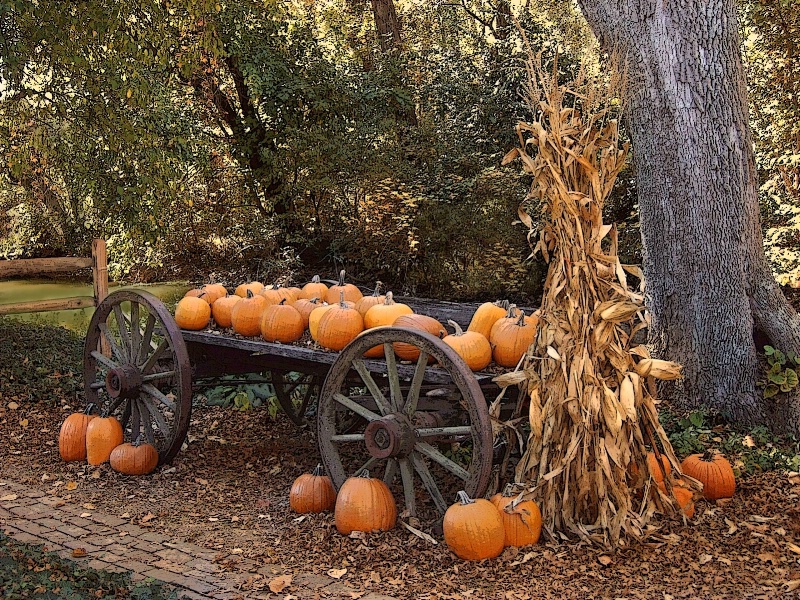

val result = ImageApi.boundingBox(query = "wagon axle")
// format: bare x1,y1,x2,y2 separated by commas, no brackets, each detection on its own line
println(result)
105,364,142,399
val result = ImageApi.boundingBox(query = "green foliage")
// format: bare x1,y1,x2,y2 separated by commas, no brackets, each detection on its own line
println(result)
758,345,800,398
659,407,800,475
0,532,176,599
201,373,277,415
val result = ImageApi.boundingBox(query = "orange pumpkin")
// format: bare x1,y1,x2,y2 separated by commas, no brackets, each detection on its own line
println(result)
299,275,328,300
443,491,505,561
261,285,296,306
201,284,228,304
59,404,97,462
183,288,212,304
309,303,334,340
261,300,304,343
109,438,159,475
467,300,511,340
175,295,211,330
325,270,363,304
392,314,446,362
363,292,413,328
334,471,397,534
490,487,542,547
211,294,242,328
234,281,265,297
86,415,124,466
658,479,696,519
290,464,337,514
490,307,538,368
680,451,735,500
316,293,364,351
443,320,492,371
354,282,385,318
230,290,268,337
292,297,321,330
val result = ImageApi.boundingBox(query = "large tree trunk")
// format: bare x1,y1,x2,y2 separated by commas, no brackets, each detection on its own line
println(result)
371,0,402,52
576,0,800,432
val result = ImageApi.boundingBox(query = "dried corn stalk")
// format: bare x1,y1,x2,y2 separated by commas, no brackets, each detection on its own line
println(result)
505,50,699,547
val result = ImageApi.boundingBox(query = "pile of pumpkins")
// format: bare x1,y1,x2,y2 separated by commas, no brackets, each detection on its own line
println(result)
289,466,542,561
58,406,158,475
289,450,737,561
174,272,540,371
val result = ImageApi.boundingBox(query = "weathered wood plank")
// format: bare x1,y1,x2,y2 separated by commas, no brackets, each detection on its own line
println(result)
0,257,93,278
0,296,95,315
398,297,538,328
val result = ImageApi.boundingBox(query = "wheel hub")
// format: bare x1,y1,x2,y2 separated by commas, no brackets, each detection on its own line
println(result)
105,364,143,399
364,413,416,459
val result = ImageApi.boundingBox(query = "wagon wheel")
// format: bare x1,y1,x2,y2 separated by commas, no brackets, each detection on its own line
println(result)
271,371,319,426
318,327,493,519
83,290,192,465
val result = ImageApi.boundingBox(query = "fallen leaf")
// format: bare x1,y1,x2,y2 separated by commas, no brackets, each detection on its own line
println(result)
0,494,18,501
91,470,101,479
268,574,292,593
510,552,536,566
80,512,91,518
724,518,738,536
751,515,775,523
328,568,347,579
71,548,87,558
7,402,19,410
742,435,756,447
786,542,800,556
597,554,613,566
141,513,156,523
19,418,28,427
786,580,800,592
230,548,243,554
757,552,780,565
65,481,78,491
717,557,732,566
699,554,713,565
83,503,95,510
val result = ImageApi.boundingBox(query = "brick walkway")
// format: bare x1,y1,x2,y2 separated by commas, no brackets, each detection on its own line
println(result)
0,479,397,600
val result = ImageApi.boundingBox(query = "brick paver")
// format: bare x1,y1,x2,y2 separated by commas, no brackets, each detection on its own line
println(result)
1,478,395,599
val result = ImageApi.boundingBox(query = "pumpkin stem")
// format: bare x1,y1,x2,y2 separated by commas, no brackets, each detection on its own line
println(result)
84,403,98,415
312,275,321,284
384,291,395,305
501,483,516,497
246,289,254,299
447,319,464,336
372,281,383,297
455,490,475,505
279,298,287,305
338,270,346,286
339,290,347,307
358,469,371,479
312,464,325,477
495,299,510,310
133,434,144,447
504,304,517,319
701,449,715,462
515,310,527,326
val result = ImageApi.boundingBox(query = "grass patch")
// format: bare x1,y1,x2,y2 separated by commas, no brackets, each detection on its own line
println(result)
0,532,176,599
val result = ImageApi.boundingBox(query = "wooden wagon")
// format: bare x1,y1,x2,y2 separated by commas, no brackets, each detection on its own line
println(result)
83,290,529,520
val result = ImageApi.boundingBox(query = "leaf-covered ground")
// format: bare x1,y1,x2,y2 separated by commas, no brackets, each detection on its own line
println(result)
1,319,800,598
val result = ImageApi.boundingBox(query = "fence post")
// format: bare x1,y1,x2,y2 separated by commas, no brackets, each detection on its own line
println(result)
92,239,108,307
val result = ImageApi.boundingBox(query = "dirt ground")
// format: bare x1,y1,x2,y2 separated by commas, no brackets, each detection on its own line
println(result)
1,399,799,600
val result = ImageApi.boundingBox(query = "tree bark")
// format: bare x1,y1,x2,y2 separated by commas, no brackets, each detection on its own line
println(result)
371,0,402,52
576,0,800,432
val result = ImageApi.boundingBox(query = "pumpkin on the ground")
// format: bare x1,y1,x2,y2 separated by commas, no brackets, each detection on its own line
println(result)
59,404,97,462
261,300,304,343
443,491,505,561
392,314,446,361
211,294,242,328
299,275,328,300
490,486,542,547
109,437,159,475
658,479,696,518
334,471,396,534
290,464,337,514
175,295,211,330
467,300,511,340
86,414,124,466
325,270,363,304
680,451,735,500
230,290,268,337
443,320,492,371
316,292,364,351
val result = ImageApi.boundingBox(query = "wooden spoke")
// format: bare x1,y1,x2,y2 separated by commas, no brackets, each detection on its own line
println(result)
383,458,398,486
399,458,416,517
352,360,391,416
415,441,470,481
142,384,176,411
415,426,473,437
140,395,170,442
130,398,141,441
138,400,157,445
98,324,126,365
89,381,105,390
353,456,380,477
120,398,132,430
332,393,380,422
130,302,141,361
384,343,402,411
330,433,366,443
90,349,117,370
141,370,175,382
404,351,429,417
112,304,132,361
107,396,126,417
141,339,169,374
411,452,448,515
137,314,156,366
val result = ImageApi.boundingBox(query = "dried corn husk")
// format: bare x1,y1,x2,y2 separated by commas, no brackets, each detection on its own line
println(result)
509,44,697,548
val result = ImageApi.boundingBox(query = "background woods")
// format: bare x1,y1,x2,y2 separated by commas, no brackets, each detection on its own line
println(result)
0,0,797,303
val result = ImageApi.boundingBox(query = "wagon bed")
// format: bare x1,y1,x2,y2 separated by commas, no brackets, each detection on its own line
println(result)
83,290,532,520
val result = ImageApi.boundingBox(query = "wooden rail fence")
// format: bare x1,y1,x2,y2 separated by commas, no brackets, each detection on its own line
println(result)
0,239,108,315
